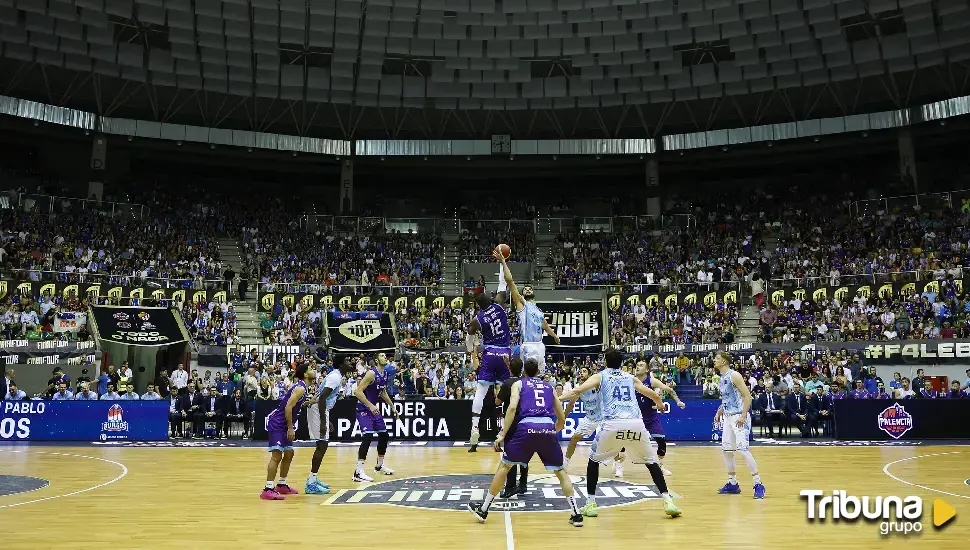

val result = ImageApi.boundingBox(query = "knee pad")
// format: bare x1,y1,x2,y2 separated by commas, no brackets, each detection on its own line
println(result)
377,432,389,454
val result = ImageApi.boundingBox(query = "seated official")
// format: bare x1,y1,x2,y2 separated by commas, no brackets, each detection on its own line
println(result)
193,386,225,438
807,385,833,436
168,389,192,438
141,384,162,401
51,382,74,401
119,385,141,400
786,382,811,438
221,388,251,438
756,387,786,438
4,381,27,400
99,384,122,400
74,383,99,400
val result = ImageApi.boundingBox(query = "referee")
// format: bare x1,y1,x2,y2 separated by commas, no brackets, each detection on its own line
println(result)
497,357,528,499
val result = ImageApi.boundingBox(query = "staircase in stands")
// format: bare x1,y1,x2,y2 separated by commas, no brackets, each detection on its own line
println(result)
534,219,560,291
217,237,262,346
441,230,462,296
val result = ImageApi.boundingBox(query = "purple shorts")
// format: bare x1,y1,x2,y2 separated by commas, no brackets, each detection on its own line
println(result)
356,409,387,434
478,346,512,384
502,420,563,471
643,413,665,437
267,429,294,452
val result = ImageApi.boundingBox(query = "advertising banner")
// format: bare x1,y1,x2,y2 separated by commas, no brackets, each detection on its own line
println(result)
538,300,605,349
253,399,473,442
767,279,963,308
259,291,464,313
608,289,739,313
52,311,87,333
326,310,396,352
0,339,97,365
0,279,226,303
0,400,170,441
90,306,186,346
833,399,970,440
560,399,727,441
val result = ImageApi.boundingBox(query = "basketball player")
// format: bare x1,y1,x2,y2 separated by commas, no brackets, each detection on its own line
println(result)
466,284,513,452
635,360,685,476
467,358,583,527
262,363,316,500
305,354,356,494
353,353,400,482
492,247,560,372
559,349,682,518
562,366,600,469
713,351,766,499
495,356,528,498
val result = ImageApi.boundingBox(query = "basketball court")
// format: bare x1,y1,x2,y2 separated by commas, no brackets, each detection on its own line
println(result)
0,442,966,549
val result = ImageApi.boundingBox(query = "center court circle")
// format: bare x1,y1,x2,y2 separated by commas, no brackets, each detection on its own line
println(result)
0,475,50,497
324,474,661,512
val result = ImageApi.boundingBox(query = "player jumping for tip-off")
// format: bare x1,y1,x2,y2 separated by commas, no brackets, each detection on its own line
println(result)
492,246,560,371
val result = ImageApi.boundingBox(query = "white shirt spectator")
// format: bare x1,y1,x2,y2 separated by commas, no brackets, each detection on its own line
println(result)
5,389,27,400
121,366,133,379
171,368,189,389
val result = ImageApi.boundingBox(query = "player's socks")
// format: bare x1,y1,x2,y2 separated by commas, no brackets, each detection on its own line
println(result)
355,459,365,473
566,496,580,516
376,456,384,468
752,474,762,485
482,492,497,512
265,481,275,490
278,478,286,485
728,475,738,484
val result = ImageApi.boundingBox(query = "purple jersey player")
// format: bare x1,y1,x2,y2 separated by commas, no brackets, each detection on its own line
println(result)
467,358,583,528
635,360,685,475
261,363,316,500
352,353,400,482
466,290,513,451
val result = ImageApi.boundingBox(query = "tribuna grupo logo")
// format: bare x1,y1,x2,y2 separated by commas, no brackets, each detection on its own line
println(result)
801,490,924,535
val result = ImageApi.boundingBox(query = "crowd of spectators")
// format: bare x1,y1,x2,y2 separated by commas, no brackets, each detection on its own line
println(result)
459,221,535,263
760,274,968,342
609,302,739,347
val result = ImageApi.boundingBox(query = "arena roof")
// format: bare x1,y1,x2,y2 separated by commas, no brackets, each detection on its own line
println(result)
1,0,970,140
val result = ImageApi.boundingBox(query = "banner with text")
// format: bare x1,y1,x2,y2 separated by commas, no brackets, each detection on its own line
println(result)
539,300,605,349
259,291,464,313
621,339,970,364
562,399,728,441
0,339,97,365
608,289,739,313
90,306,187,346
768,279,964,307
326,310,397,352
0,279,227,303
0,400,169,441
833,399,970,440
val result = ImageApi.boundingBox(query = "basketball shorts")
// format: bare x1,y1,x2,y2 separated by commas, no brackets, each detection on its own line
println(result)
356,409,387,434
519,342,546,373
265,411,296,452
306,404,330,442
643,413,665,438
575,416,600,438
590,419,658,465
502,419,564,471
721,412,751,452
478,346,512,384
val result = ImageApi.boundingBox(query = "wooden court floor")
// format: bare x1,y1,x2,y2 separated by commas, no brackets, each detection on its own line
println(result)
0,443,967,549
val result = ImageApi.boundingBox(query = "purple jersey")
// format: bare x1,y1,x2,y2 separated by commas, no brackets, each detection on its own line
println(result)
267,381,308,431
477,303,511,347
516,377,556,421
637,377,660,421
356,367,388,411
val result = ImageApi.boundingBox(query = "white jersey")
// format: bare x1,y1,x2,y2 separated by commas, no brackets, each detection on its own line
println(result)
321,370,343,410
599,368,642,421
518,301,545,343
579,388,602,423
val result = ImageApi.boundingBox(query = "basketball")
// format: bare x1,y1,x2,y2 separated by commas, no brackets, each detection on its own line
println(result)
497,243,511,259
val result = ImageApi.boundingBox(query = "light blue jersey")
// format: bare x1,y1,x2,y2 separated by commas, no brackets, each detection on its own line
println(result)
719,369,743,415
599,369,642,420
518,301,545,344
579,388,602,423
321,370,344,410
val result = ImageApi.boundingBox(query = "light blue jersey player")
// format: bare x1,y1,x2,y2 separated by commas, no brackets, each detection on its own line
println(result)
562,366,604,466
713,351,765,499
304,355,356,495
493,249,560,372
559,349,681,519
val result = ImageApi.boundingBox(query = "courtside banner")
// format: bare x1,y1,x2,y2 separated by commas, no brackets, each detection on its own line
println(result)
560,399,729,442
833,399,970,440
253,399,473,442
90,306,186,346
0,400,169,441
538,300,605,349
326,311,396,352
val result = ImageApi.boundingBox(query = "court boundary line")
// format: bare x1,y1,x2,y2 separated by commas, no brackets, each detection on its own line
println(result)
504,512,514,550
882,451,970,500
0,450,128,509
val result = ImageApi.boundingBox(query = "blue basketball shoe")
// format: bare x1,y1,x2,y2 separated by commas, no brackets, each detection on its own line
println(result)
717,482,741,494
753,483,766,499
305,479,331,495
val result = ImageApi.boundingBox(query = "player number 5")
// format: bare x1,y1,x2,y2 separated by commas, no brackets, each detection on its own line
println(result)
534,389,545,407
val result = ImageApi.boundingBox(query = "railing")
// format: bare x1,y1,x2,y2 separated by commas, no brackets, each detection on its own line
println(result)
457,218,536,235
767,268,963,289
2,269,230,290
848,188,970,216
300,215,458,234
17,193,149,218
556,281,743,295
259,282,444,296
543,214,696,234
